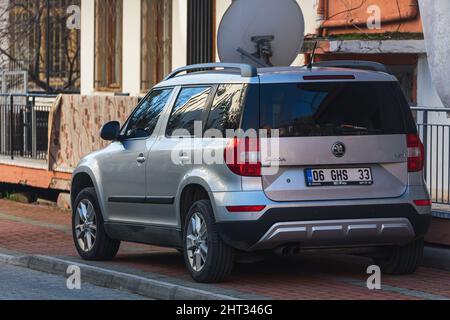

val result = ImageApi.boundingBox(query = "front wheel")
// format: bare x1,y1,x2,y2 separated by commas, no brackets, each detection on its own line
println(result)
72,187,121,261
183,200,235,283
375,238,424,275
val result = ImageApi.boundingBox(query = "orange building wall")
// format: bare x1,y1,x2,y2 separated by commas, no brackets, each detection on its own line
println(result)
0,163,72,191
319,0,423,36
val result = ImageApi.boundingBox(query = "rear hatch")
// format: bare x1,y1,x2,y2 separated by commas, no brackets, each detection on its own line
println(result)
257,80,417,202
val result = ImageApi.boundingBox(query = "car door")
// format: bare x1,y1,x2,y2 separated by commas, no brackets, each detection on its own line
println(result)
145,86,214,227
100,88,174,224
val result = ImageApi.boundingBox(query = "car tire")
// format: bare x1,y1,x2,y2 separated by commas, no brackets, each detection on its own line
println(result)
375,238,424,275
183,200,235,283
72,187,120,261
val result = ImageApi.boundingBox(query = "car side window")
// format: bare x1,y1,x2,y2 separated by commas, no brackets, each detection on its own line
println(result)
205,84,246,135
125,88,173,139
166,86,212,137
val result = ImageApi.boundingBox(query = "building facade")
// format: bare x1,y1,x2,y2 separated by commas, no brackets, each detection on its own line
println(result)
306,0,444,111
79,0,446,111
80,0,318,95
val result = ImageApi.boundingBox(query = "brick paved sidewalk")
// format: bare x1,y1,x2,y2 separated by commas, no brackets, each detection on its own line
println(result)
1,199,449,300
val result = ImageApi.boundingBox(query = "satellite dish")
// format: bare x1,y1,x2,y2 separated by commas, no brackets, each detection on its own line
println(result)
218,0,305,67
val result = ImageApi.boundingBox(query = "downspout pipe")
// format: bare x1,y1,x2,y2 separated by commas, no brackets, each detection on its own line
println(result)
316,0,325,35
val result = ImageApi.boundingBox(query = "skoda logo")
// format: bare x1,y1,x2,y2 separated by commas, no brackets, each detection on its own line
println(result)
332,142,346,158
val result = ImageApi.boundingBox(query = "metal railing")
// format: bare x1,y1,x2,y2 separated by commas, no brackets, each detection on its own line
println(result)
0,93,57,161
412,107,450,206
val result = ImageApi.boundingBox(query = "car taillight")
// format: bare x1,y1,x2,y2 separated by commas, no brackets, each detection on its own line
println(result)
224,137,261,177
407,134,424,172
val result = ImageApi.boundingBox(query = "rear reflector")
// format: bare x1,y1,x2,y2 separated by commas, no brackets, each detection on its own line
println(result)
226,205,266,213
414,199,432,207
407,134,425,172
303,75,355,81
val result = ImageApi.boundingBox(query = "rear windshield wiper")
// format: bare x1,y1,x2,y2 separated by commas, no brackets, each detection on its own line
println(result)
335,124,382,134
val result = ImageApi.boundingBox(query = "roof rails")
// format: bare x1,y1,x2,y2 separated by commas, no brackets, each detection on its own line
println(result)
164,63,258,81
312,60,392,74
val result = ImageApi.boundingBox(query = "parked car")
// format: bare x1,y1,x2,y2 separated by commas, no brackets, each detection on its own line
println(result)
71,62,431,283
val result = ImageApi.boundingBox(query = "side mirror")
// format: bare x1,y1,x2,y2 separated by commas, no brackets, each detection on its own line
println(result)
100,121,120,141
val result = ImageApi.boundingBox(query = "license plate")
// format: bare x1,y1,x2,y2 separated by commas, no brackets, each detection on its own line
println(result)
305,168,373,187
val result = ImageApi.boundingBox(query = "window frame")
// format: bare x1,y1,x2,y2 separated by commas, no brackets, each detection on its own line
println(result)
140,0,173,92
8,0,81,91
120,87,175,141
94,0,123,92
165,85,217,138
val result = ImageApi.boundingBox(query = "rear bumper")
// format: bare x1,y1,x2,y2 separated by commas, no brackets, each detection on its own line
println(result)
216,204,432,251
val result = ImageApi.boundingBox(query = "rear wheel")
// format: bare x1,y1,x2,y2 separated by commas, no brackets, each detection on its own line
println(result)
375,238,424,275
183,200,235,283
72,187,120,261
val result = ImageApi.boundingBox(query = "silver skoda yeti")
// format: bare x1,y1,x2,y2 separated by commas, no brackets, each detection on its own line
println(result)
71,62,432,283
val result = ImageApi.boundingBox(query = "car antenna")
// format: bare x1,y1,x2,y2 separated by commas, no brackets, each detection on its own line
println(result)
307,42,318,70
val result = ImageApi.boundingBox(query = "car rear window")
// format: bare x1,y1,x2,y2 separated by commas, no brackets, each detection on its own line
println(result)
259,82,417,137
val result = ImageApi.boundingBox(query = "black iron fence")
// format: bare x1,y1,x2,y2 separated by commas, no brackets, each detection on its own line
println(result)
0,93,57,161
413,107,450,206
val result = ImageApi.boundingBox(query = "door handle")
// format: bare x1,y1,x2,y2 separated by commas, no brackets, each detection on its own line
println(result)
180,153,190,164
180,156,190,164
136,154,146,164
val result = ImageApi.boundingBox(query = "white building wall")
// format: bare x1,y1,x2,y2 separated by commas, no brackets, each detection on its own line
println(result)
417,54,449,201
417,55,445,111
172,0,187,70
419,0,450,109
80,0,95,95
293,0,319,66
122,0,141,96
214,0,232,62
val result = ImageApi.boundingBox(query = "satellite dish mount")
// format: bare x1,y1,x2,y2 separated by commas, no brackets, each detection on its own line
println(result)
237,35,274,67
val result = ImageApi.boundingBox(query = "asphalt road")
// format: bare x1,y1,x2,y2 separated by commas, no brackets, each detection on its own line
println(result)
0,262,147,300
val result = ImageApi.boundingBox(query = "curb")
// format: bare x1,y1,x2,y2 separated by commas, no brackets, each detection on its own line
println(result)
0,254,238,300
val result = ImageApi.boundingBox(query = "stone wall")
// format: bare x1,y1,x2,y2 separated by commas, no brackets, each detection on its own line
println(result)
48,94,138,172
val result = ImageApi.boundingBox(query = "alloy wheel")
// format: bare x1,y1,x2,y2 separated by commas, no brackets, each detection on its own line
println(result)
186,212,208,272
74,199,97,252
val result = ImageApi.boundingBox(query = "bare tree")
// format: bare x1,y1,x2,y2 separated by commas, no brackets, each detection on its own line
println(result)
0,0,80,92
